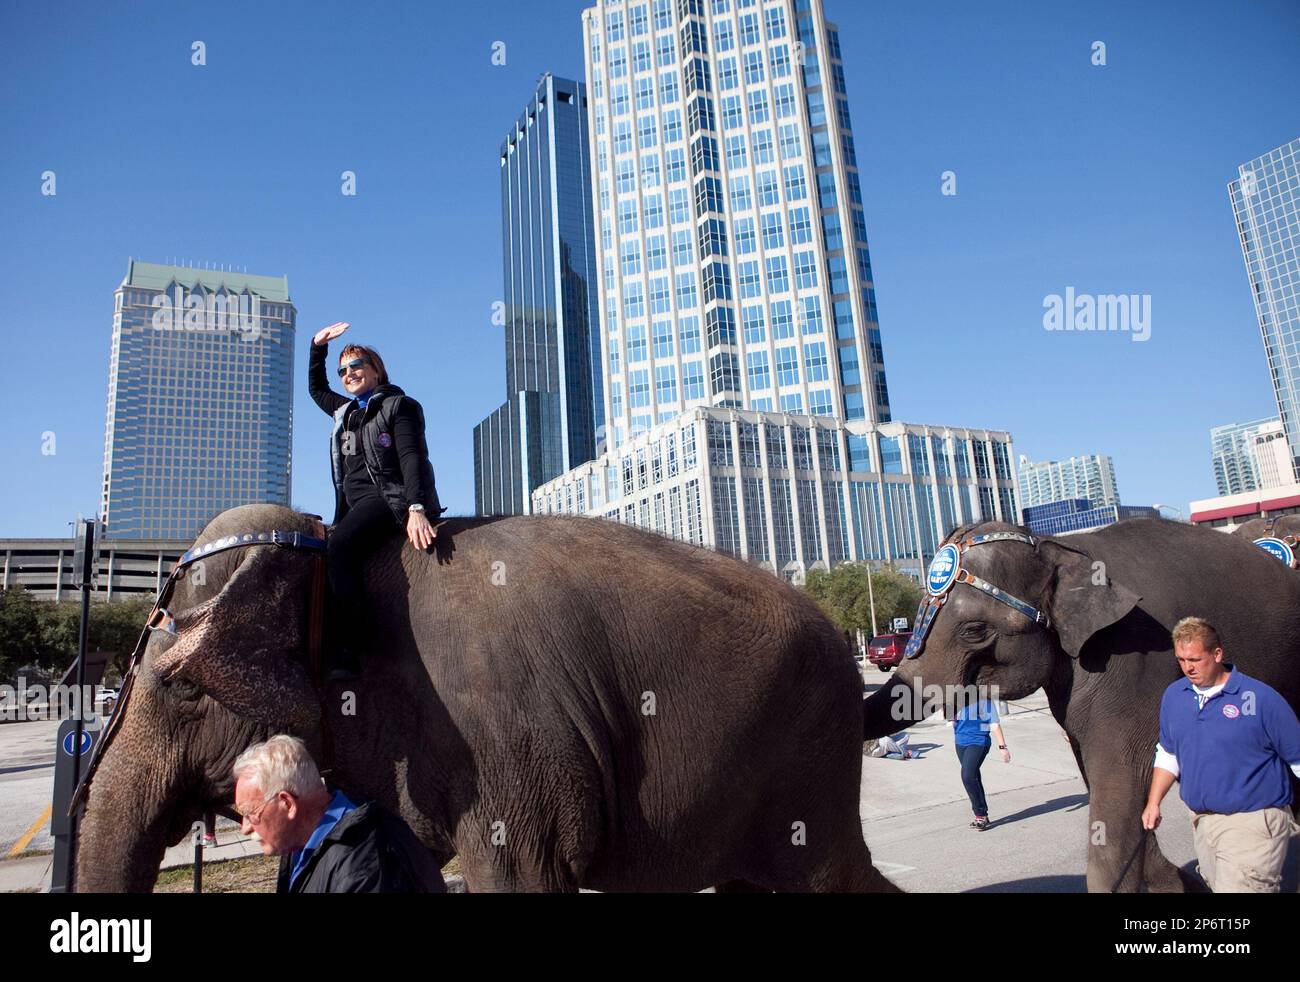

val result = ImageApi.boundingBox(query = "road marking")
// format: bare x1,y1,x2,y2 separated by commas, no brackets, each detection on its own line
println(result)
7,804,52,857
874,861,917,874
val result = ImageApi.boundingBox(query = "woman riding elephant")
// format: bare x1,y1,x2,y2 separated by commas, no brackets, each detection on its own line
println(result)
309,322,445,673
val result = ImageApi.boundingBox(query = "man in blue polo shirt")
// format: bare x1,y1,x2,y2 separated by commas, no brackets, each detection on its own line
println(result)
1142,617,1300,892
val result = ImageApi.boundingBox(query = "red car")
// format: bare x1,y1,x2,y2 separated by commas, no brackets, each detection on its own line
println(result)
867,633,912,671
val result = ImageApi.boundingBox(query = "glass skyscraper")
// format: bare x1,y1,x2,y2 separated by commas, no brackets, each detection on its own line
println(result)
1230,137,1300,484
534,0,1020,581
100,260,295,539
583,0,888,448
474,74,603,515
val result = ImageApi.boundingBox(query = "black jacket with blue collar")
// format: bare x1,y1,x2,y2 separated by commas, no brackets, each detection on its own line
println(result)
308,341,444,527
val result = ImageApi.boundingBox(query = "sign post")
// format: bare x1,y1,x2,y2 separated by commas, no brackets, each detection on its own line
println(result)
51,519,97,893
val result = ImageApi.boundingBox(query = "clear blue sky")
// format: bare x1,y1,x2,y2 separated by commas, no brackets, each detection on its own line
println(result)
1,0,1297,536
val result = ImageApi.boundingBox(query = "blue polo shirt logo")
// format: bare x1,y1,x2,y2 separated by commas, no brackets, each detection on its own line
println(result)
1222,703,1240,719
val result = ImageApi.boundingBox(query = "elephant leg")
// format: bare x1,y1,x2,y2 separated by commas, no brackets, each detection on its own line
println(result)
1081,763,1185,893
458,847,579,893
757,820,899,893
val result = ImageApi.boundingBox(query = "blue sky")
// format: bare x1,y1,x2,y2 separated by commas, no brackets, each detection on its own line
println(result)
1,0,1297,536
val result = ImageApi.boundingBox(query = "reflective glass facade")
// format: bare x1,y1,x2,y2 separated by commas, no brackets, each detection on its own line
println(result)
475,75,603,515
583,0,889,452
1023,499,1159,537
1230,137,1300,483
534,407,1018,581
1016,453,1118,509
100,260,295,539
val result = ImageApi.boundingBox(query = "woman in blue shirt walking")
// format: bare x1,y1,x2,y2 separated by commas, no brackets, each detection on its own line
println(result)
954,700,1011,830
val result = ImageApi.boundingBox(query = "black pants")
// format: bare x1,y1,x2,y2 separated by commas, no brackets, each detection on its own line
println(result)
328,495,396,652
955,742,990,816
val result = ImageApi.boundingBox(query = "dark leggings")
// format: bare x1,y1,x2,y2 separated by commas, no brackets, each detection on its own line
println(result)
327,495,397,650
955,742,990,816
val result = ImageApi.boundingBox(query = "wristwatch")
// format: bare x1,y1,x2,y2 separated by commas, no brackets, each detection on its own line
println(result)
998,744,1007,750
408,504,426,513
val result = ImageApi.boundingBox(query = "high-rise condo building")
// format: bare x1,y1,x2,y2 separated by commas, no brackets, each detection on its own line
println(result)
1017,454,1119,510
100,260,295,539
475,74,603,515
533,0,1019,581
1210,417,1283,496
1229,137,1300,484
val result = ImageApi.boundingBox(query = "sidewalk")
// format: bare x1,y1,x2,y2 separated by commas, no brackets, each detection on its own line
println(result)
0,818,258,893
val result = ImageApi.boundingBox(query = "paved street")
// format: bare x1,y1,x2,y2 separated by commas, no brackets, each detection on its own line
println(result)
1,676,1296,892
858,666,1298,892
0,719,58,857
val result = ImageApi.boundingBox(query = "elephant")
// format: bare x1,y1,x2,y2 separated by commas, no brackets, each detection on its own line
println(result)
862,517,1300,892
76,503,896,893
1232,515,1300,568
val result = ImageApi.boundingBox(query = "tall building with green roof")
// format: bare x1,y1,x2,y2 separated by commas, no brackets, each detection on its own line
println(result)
100,260,296,538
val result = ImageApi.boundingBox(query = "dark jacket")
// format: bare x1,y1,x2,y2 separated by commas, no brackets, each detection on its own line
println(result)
308,342,445,526
275,801,448,894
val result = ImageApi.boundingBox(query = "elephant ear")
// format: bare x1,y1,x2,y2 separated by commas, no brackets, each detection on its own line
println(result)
153,545,321,733
1041,540,1142,660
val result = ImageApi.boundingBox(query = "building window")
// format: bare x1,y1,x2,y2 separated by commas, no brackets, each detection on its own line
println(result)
803,341,828,382
747,350,771,391
775,346,800,387
771,298,794,338
734,216,756,254
656,364,677,403
761,212,784,249
765,255,789,295
729,175,753,212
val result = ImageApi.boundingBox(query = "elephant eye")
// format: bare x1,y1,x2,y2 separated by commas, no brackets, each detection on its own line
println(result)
959,622,995,645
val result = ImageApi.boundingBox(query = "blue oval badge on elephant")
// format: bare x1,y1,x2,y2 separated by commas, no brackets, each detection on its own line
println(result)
1253,537,1296,567
927,544,961,596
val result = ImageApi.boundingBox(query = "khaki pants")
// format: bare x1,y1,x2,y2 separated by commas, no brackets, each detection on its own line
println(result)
1190,808,1299,893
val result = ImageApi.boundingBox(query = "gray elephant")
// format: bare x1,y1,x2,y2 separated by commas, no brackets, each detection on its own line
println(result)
76,503,896,893
862,518,1300,892
1233,515,1300,569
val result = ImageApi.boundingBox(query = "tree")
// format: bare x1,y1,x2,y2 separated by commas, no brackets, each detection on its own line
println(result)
93,599,153,682
803,563,923,639
0,586,43,682
2,594,153,685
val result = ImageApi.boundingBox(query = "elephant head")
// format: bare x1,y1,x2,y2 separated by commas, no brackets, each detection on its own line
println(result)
1232,515,1300,569
864,521,1141,736
75,504,326,892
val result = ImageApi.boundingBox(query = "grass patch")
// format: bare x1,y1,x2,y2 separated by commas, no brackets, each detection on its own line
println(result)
155,855,279,894
152,854,462,893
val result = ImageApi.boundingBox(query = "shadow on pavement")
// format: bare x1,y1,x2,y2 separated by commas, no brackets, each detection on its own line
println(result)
990,794,1089,828
966,874,1087,893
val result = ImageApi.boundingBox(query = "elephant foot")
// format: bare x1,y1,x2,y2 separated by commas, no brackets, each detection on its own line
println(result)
1141,837,1192,893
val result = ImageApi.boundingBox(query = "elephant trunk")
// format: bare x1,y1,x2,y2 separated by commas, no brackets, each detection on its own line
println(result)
863,676,923,740
74,679,195,892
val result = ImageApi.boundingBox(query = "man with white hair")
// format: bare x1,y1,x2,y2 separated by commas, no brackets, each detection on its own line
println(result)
233,735,446,893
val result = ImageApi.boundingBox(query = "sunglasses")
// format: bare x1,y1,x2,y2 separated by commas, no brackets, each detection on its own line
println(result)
337,358,369,378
